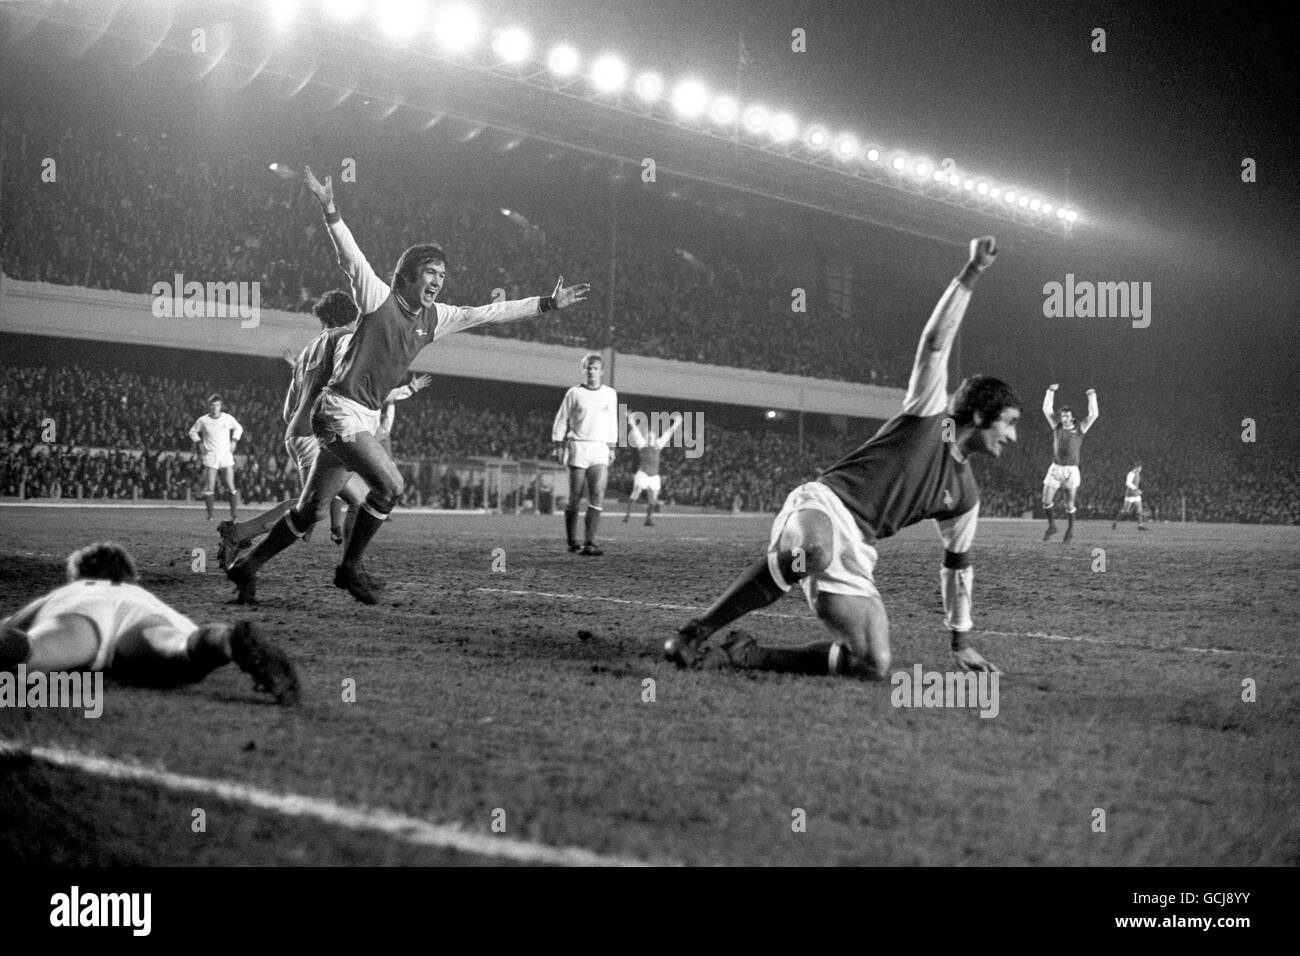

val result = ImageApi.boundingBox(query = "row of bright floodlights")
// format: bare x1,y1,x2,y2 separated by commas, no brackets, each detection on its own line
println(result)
274,0,1079,223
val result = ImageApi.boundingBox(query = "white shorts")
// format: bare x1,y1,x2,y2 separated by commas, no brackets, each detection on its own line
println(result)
1123,495,1142,506
631,471,661,496
768,481,880,608
1043,463,1081,492
285,434,320,484
201,452,235,471
565,440,611,469
313,388,380,443
30,581,197,671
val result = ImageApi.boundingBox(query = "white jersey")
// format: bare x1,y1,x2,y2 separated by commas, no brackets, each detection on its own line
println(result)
6,580,197,671
552,384,618,444
1125,469,1142,498
188,412,243,468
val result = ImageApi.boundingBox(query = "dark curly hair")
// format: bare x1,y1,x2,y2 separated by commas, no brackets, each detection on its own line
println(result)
950,375,1021,428
66,542,138,584
312,289,358,329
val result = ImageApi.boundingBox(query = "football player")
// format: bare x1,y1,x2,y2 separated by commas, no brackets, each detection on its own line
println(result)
226,166,589,604
552,353,618,554
188,395,243,522
665,238,1016,679
1041,384,1099,543
0,543,298,704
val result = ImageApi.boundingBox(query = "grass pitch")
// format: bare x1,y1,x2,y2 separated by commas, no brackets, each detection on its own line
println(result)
1,506,1296,866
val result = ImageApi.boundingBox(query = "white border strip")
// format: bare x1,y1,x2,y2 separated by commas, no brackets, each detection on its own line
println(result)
0,740,668,867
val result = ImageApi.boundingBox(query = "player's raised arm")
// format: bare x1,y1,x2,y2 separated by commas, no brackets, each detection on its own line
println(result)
303,165,389,317
933,503,999,674
902,237,996,417
1080,388,1099,433
433,276,591,340
1042,383,1059,427
655,412,684,449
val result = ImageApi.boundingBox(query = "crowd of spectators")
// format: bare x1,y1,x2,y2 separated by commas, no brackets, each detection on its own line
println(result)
2,360,1295,524
0,110,910,387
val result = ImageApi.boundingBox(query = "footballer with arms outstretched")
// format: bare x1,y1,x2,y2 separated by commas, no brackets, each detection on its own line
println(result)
227,167,589,604
552,353,618,555
217,291,431,572
624,412,683,526
665,237,1017,678
0,543,298,705
1041,383,1099,544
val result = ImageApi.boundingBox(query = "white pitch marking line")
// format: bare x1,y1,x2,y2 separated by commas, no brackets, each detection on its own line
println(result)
0,740,669,867
474,588,1284,659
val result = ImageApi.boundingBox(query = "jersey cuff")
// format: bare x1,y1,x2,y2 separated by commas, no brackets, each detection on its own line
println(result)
539,295,557,312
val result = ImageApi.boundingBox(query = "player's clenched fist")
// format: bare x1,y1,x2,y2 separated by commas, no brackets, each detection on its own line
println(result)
968,236,997,272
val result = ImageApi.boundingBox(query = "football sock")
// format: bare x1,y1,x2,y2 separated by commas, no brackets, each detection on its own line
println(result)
241,512,306,571
584,506,602,544
203,493,215,519
564,507,580,546
1066,509,1075,531
693,557,788,639
330,498,344,538
748,640,839,675
229,491,240,520
1045,504,1056,529
187,624,234,673
342,497,392,569
343,505,358,549
0,625,32,670
232,499,295,542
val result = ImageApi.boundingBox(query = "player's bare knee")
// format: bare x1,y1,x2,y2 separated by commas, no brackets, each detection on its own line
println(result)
377,472,404,500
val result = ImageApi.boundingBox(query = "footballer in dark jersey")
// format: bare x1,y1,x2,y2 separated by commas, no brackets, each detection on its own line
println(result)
1040,384,1099,543
226,166,589,604
665,238,1018,678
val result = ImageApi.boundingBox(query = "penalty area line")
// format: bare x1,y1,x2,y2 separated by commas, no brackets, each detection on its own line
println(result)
474,588,1283,659
0,739,669,867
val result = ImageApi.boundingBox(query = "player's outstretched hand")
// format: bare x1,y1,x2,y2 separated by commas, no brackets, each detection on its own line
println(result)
410,373,433,391
952,646,1001,674
1049,383,1059,391
551,276,592,309
552,442,564,464
969,236,997,272
303,165,334,209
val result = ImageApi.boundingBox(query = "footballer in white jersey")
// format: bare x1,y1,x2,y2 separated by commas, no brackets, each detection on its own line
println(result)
0,543,298,704
188,395,244,521
552,353,618,554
